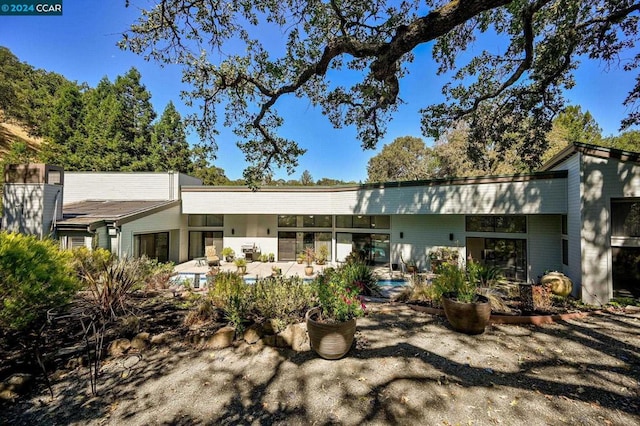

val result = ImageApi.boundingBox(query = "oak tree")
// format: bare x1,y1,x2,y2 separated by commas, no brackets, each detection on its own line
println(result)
119,1,638,187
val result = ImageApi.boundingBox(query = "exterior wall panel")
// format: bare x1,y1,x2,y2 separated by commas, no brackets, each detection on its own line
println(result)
119,205,183,262
580,156,640,303
552,154,582,295
527,215,562,282
182,177,567,216
64,172,182,203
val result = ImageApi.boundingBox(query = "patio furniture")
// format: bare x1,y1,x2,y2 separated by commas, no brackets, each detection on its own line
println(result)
205,245,220,267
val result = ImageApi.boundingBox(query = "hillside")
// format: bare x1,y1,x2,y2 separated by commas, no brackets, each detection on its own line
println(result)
0,115,42,160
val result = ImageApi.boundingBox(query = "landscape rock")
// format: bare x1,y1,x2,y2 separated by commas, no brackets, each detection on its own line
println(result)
289,323,310,352
206,326,235,349
131,332,151,350
244,324,264,344
0,373,33,400
150,331,177,346
108,338,131,357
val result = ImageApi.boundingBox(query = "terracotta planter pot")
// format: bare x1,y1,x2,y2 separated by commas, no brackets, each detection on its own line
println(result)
305,307,356,360
442,294,491,335
304,266,314,276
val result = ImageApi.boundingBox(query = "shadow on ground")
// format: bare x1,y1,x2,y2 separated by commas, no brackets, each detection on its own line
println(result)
2,306,639,425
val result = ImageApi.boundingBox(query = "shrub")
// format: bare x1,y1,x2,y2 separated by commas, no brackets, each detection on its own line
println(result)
340,258,380,296
0,232,80,331
432,262,477,303
208,272,250,331
467,261,503,287
313,267,366,322
78,256,149,320
250,276,314,328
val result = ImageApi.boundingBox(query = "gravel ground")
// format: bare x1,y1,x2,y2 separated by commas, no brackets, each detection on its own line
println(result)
2,303,639,425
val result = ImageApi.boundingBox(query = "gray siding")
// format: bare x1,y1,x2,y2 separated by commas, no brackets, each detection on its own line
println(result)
580,155,640,303
527,215,562,282
182,177,567,216
392,214,465,271
64,172,184,203
0,184,61,238
551,154,582,296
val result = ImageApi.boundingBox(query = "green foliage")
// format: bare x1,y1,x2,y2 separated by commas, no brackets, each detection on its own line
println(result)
207,272,250,331
77,256,150,320
340,258,380,297
315,245,329,265
467,261,503,287
367,136,439,182
121,1,639,187
313,268,366,323
250,276,315,328
0,232,80,331
221,247,235,258
234,257,247,267
432,263,477,304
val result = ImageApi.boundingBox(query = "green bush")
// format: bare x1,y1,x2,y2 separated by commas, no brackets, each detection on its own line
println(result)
0,232,80,331
250,276,314,328
208,272,250,331
432,262,477,303
78,256,149,320
340,259,380,296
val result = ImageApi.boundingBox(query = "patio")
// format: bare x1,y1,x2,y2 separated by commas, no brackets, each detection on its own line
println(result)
172,259,417,297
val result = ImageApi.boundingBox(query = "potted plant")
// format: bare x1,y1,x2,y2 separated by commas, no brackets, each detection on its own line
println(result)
234,257,247,275
306,268,366,359
221,247,235,263
271,266,282,277
296,252,305,264
303,247,315,276
433,262,491,335
315,245,329,265
268,252,275,262
259,253,269,263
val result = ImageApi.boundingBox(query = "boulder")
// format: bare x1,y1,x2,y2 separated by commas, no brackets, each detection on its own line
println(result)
206,326,235,349
288,323,310,352
0,373,33,400
244,324,264,344
150,331,177,346
541,272,573,297
131,332,151,350
108,338,131,357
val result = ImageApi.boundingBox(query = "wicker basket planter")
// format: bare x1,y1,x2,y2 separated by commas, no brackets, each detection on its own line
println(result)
305,307,356,360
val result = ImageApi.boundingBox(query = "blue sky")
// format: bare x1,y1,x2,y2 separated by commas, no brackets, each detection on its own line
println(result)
1,1,637,182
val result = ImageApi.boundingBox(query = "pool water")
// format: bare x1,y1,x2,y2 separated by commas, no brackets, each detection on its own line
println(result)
172,273,408,289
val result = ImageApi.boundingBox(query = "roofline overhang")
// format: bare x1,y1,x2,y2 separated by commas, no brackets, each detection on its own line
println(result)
114,199,181,227
182,170,568,193
540,142,640,171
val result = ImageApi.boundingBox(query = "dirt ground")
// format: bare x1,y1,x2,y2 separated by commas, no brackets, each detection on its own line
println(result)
1,300,639,426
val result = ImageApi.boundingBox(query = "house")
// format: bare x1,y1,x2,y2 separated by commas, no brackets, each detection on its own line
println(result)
2,142,640,304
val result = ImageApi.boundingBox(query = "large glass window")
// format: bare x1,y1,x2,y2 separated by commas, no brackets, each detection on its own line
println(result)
336,215,390,229
278,215,297,227
134,232,169,263
466,215,526,233
278,215,332,228
189,231,223,259
344,232,390,265
612,199,640,237
188,214,224,227
277,231,332,261
483,238,527,280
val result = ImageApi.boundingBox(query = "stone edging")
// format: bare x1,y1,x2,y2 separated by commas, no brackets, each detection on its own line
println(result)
407,304,598,325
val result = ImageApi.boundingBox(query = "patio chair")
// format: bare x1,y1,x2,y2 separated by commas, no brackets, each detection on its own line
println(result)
205,245,220,267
